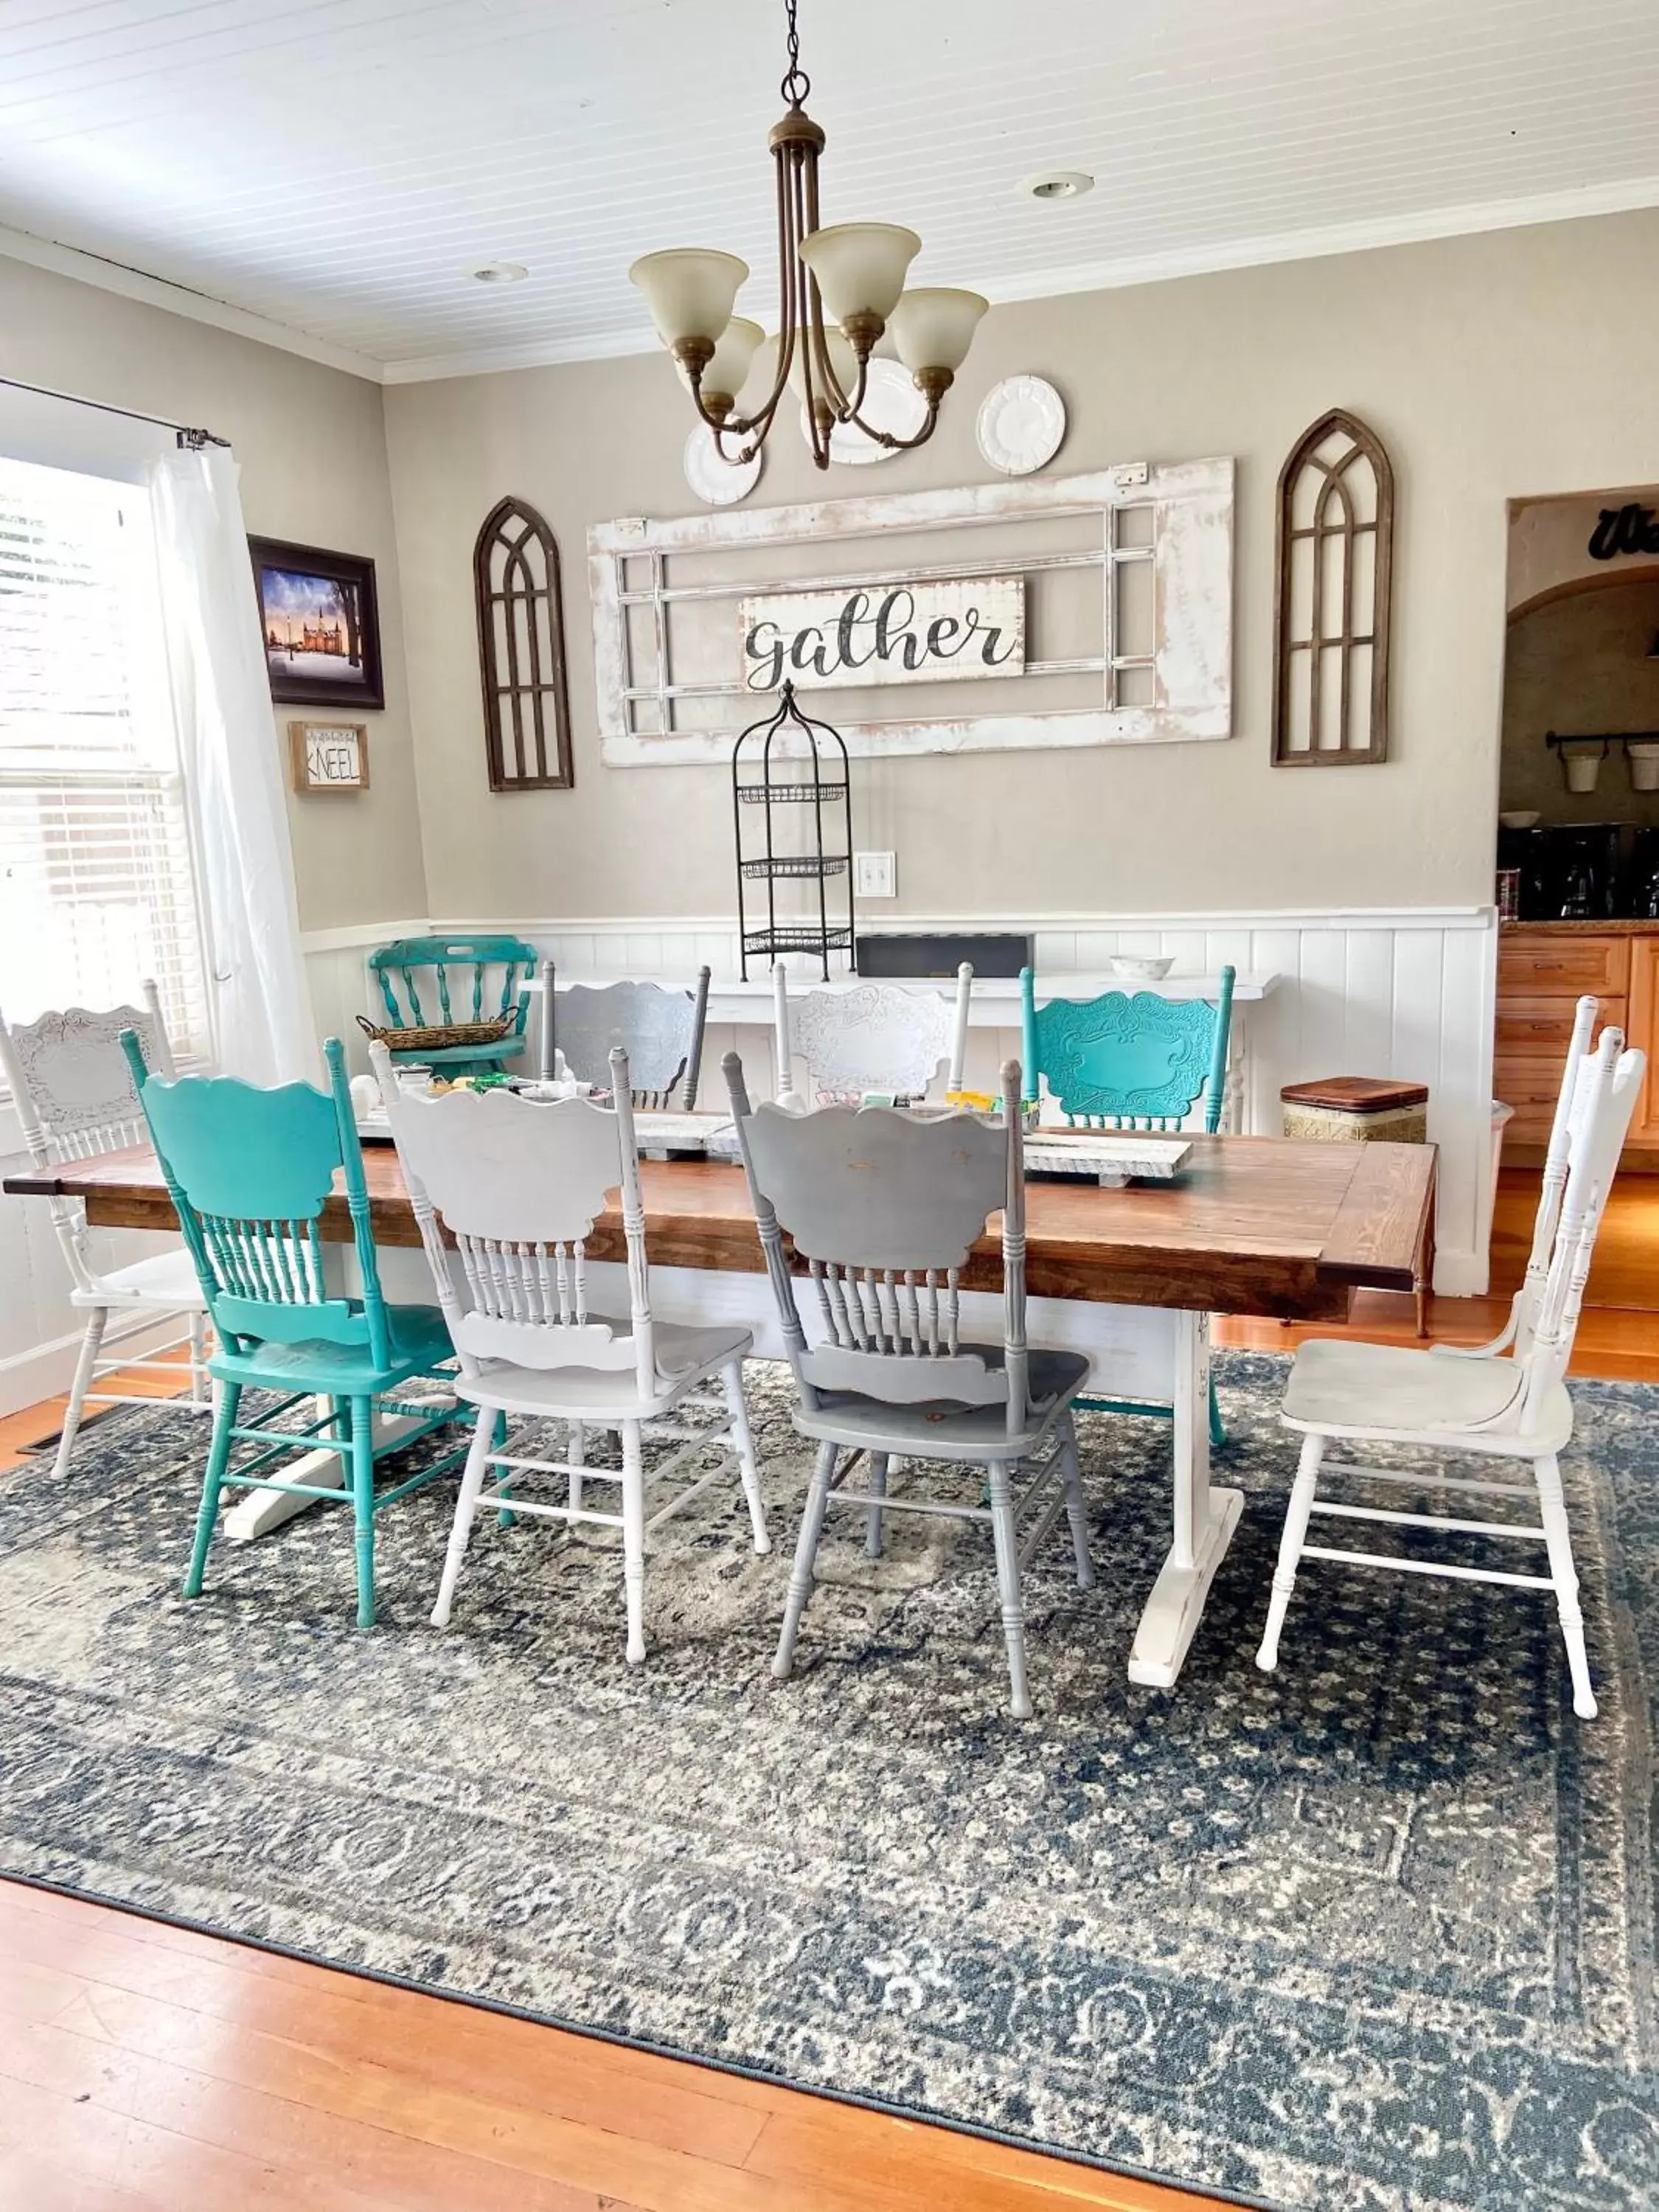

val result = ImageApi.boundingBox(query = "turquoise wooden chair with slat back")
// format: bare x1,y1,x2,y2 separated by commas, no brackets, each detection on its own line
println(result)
365,935,538,1077
119,1030,466,1627
1020,965,1236,1449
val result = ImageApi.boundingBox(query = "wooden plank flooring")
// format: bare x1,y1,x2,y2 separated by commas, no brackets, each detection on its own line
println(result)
1,1166,1655,2212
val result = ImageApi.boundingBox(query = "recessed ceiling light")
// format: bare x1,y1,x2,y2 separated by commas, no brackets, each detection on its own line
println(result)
1018,170,1094,203
471,261,529,284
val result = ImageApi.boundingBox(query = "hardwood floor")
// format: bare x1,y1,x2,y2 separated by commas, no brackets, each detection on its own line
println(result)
1,1167,1653,2212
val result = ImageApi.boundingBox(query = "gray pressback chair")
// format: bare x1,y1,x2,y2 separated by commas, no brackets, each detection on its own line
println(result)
723,1051,1093,1719
540,961,712,1109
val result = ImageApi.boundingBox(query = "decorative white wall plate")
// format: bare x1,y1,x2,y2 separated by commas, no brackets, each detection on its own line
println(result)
684,427,762,507
976,375,1066,476
799,357,928,465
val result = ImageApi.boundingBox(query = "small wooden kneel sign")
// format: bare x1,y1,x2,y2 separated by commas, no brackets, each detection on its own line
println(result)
289,720,369,794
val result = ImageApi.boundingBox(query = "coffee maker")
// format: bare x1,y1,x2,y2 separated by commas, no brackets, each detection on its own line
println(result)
1537,824,1621,919
1630,827,1659,919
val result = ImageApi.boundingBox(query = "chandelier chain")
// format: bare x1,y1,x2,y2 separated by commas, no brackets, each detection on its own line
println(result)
780,0,810,108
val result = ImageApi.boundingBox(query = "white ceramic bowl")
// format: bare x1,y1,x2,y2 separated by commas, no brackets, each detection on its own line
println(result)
1498,809,1542,830
1108,954,1175,981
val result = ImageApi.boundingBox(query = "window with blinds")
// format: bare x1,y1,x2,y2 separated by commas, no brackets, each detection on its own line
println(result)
0,455,209,1055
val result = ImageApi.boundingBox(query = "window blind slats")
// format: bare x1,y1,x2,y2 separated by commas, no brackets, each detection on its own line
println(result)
0,457,209,1056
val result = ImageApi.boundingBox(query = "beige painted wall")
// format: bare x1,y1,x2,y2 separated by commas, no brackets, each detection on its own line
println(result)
384,209,1659,922
0,251,426,931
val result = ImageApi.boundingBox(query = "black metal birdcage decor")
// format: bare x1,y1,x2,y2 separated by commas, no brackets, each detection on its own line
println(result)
731,679,853,981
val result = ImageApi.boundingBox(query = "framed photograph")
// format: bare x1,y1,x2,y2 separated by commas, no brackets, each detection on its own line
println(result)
250,538,384,709
288,720,369,794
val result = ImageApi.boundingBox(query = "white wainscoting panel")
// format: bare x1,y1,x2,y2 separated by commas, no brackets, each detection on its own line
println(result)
302,905,1498,1298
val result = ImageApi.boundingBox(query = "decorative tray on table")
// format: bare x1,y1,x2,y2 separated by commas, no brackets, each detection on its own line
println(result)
1023,1131,1192,1187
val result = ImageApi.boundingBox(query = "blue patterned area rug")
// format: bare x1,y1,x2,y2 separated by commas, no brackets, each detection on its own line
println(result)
1,1352,1655,2211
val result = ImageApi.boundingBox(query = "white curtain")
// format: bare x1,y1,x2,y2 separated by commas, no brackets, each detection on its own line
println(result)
148,443,317,1083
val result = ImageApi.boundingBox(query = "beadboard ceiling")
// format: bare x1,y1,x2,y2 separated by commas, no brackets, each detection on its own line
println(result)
1,0,1656,383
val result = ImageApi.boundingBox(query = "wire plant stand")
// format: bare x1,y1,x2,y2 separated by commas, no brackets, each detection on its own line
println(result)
732,680,853,981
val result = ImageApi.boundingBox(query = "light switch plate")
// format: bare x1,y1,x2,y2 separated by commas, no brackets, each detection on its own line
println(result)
854,850,896,897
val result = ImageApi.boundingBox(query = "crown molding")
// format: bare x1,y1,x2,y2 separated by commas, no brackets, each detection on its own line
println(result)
13,169,1659,394
0,223,386,383
378,171,1659,387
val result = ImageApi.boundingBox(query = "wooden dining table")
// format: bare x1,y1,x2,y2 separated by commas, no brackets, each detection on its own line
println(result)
5,1133,1435,1691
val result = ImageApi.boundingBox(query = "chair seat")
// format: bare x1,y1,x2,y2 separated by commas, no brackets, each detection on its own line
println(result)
1282,1336,1573,1454
792,1346,1091,1461
74,1247,209,1311
457,1318,752,1419
207,1301,455,1396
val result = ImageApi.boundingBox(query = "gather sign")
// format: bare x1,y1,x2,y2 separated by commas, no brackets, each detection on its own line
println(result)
738,575,1025,694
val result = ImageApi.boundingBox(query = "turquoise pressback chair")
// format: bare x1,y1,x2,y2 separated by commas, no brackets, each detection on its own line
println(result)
1020,965,1237,1448
366,934,537,1075
119,1030,464,1627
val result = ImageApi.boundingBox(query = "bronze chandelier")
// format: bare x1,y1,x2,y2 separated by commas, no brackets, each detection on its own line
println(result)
628,0,986,471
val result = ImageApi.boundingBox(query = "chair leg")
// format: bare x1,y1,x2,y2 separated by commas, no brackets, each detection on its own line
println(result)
568,1419,586,1520
1059,1413,1094,1590
864,1453,888,1559
494,1409,515,1530
720,1362,771,1554
349,1394,377,1630
774,1439,836,1681
1256,1431,1325,1672
187,1309,211,1405
987,1461,1033,1721
184,1381,240,1599
52,1309,108,1480
431,1406,495,1628
621,1419,647,1666
1208,1377,1226,1452
1535,1453,1598,1719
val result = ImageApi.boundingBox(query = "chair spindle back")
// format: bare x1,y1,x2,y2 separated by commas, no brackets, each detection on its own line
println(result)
0,983,175,1293
120,1032,392,1365
542,964,712,1107
1517,1027,1644,1427
725,1052,1033,1433
373,1041,659,1393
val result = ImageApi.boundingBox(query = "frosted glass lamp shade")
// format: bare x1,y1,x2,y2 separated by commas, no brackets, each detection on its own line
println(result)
888,288,989,374
680,316,765,402
799,223,919,323
628,249,749,347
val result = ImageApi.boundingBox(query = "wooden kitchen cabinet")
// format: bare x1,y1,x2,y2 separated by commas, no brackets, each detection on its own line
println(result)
1495,925,1658,1164
1630,937,1659,1147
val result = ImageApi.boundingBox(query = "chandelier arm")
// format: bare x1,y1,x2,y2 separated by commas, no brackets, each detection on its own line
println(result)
844,392,943,452
789,148,835,467
797,144,855,425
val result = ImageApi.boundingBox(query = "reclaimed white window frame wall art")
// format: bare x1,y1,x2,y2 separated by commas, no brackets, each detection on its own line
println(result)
589,458,1234,766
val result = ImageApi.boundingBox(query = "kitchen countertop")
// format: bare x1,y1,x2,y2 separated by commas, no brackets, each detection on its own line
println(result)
1500,918,1659,934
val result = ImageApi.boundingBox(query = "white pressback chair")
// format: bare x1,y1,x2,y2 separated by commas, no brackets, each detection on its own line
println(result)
1256,1022,1644,1718
771,960,973,1107
539,960,712,1108
372,1040,769,1661
0,985,212,1473
725,1050,1093,1719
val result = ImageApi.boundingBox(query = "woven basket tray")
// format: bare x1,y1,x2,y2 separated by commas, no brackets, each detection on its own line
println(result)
356,1012,515,1054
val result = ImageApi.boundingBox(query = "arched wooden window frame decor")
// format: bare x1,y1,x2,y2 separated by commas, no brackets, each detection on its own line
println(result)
473,496,574,790
1272,409,1394,766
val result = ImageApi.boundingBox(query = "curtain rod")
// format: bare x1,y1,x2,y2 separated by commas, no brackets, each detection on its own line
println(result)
0,372,228,449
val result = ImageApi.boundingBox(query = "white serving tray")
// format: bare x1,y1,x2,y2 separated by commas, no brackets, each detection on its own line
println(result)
1024,1132,1192,1186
